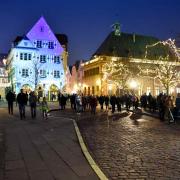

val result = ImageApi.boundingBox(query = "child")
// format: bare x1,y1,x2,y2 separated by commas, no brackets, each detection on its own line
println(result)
41,97,49,119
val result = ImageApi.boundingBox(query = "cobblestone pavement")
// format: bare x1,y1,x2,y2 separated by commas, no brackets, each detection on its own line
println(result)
77,111,180,180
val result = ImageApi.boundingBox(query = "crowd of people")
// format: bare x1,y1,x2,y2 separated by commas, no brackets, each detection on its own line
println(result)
69,92,180,122
4,89,180,123
5,89,49,120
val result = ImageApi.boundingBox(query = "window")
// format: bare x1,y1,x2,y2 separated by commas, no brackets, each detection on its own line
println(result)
24,53,27,60
84,67,99,77
40,69,46,78
96,86,99,92
40,26,44,32
22,69,28,77
155,87,160,96
37,40,42,48
84,87,87,95
28,54,32,60
176,88,180,94
54,56,60,64
54,70,60,78
40,55,46,63
88,87,90,95
48,41,54,49
92,86,95,95
20,53,23,60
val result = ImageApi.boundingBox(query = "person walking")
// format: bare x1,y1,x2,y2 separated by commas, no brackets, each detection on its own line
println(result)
17,89,28,120
29,91,37,119
6,90,15,115
105,95,109,111
110,95,116,113
90,95,97,114
98,95,104,110
41,97,49,119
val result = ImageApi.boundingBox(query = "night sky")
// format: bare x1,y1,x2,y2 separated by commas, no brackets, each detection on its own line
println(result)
0,0,180,65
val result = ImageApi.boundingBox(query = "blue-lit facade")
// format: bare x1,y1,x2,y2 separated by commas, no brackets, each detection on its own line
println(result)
7,17,65,99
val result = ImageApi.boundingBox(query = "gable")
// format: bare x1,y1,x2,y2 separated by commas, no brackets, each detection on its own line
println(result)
26,16,63,55
16,39,35,49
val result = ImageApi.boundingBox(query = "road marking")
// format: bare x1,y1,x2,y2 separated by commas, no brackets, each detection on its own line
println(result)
73,120,108,180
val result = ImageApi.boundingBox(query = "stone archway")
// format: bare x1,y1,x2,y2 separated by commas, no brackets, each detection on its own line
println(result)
22,84,32,94
49,84,59,101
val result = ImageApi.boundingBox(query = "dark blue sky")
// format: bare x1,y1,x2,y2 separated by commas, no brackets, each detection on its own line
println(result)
0,0,180,65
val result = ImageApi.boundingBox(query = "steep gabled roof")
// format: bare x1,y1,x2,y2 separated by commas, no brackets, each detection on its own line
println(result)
93,32,175,60
13,34,68,48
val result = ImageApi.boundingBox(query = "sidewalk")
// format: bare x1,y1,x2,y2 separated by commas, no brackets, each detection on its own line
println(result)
0,104,99,180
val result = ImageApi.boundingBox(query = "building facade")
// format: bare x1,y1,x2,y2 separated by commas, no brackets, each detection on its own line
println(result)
7,17,67,99
82,28,180,96
0,54,10,100
66,60,84,94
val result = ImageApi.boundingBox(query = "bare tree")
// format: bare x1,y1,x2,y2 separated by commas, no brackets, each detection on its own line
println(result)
138,61,180,95
155,62,180,95
103,58,139,94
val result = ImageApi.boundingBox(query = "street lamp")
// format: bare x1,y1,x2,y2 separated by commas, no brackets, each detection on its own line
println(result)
129,80,138,94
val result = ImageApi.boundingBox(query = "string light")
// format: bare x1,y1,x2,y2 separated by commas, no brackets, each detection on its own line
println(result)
102,58,137,90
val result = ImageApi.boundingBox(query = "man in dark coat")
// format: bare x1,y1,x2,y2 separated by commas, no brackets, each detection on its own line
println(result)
29,91,37,119
6,90,15,114
17,89,28,120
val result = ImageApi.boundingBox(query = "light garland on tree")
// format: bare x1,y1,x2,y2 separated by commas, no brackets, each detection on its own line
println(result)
145,38,180,61
102,58,139,90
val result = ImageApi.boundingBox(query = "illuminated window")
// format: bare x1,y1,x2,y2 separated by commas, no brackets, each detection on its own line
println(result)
155,87,160,96
176,88,180,94
92,86,95,95
54,70,60,78
88,87,90,95
22,69,28,77
84,87,87,95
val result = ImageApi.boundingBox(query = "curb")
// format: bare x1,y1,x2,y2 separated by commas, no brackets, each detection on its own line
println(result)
73,120,108,180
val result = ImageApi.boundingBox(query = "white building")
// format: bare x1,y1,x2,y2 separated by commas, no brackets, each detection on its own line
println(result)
0,54,10,100
7,16,67,99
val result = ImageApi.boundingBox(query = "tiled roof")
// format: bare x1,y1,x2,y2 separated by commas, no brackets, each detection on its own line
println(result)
93,32,176,60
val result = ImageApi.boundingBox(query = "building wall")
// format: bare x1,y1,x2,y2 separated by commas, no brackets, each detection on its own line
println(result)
82,56,180,97
7,17,66,100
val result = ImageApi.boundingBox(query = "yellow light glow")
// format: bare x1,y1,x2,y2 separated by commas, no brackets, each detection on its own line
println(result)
129,80,138,89
96,79,101,85
108,85,112,90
